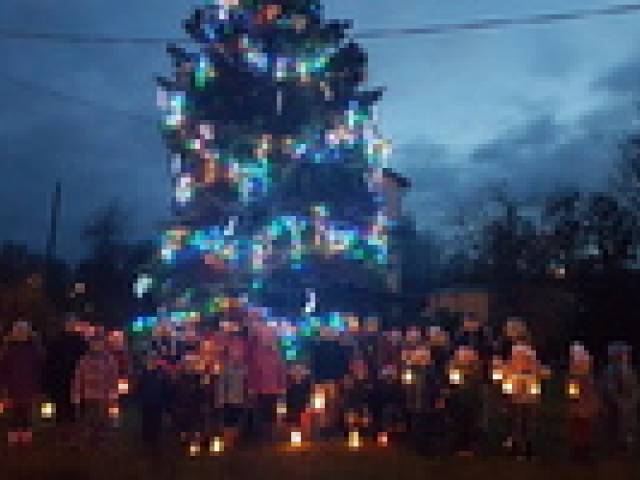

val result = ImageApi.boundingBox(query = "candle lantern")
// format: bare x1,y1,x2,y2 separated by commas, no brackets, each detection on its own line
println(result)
290,430,302,448
448,368,462,386
348,430,361,450
528,381,541,396
502,380,513,395
276,400,287,417
401,369,415,386
312,389,326,412
41,401,56,420
118,378,129,396
567,381,580,399
189,441,201,457
209,436,224,454
108,404,121,426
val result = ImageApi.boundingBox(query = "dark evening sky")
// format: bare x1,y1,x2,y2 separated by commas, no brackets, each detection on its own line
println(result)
1,0,639,260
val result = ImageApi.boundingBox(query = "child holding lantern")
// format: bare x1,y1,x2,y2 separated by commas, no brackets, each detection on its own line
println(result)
447,344,484,457
566,342,600,463
500,343,550,460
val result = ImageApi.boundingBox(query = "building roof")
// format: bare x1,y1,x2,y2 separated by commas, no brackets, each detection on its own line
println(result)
382,168,411,189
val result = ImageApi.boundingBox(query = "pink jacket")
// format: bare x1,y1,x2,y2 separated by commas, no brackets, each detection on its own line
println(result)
247,334,285,396
71,350,119,404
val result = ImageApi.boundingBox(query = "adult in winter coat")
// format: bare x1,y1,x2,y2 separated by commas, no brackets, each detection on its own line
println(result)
0,320,43,446
44,317,88,425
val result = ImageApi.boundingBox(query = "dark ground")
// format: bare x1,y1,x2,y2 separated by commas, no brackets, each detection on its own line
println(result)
0,393,638,480
0,428,637,480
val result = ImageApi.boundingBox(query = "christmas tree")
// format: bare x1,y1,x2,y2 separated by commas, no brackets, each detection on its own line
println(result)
135,0,393,361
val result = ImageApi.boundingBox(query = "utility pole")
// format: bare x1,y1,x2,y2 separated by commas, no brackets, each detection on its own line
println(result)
45,180,62,266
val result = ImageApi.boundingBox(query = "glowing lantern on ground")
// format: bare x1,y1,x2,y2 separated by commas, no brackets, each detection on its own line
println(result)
209,436,224,454
567,381,580,399
189,441,201,457
290,430,302,448
41,402,56,420
377,431,388,447
348,430,361,450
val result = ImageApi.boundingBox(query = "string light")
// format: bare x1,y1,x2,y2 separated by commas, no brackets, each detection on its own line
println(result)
132,0,394,364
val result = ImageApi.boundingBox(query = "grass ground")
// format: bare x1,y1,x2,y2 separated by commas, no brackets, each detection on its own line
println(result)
0,389,637,480
0,432,637,480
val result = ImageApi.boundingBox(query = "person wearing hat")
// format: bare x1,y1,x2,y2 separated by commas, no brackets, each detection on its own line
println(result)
601,342,639,456
0,319,43,446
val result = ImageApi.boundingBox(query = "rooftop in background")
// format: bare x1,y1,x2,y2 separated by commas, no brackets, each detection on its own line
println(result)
383,168,411,190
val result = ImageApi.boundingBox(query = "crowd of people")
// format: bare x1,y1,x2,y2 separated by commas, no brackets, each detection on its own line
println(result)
0,312,638,463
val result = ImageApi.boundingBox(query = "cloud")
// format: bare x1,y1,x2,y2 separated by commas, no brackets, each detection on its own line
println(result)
393,140,482,231
592,49,640,98
2,0,640,261
524,31,582,79
0,0,186,260
399,50,640,234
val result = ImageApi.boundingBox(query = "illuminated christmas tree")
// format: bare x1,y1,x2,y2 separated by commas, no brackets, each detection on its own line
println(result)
135,0,393,361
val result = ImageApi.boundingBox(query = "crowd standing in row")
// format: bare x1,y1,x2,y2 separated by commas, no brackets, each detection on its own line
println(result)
0,312,638,463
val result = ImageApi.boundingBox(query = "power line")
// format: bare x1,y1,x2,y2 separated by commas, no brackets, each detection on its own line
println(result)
0,3,639,45
356,2,640,39
0,72,155,125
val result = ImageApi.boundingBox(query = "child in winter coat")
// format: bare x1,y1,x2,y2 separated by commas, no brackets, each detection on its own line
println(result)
601,342,639,456
71,335,119,447
500,343,550,460
247,323,286,441
447,345,484,457
216,332,248,445
566,343,600,462
137,359,171,456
